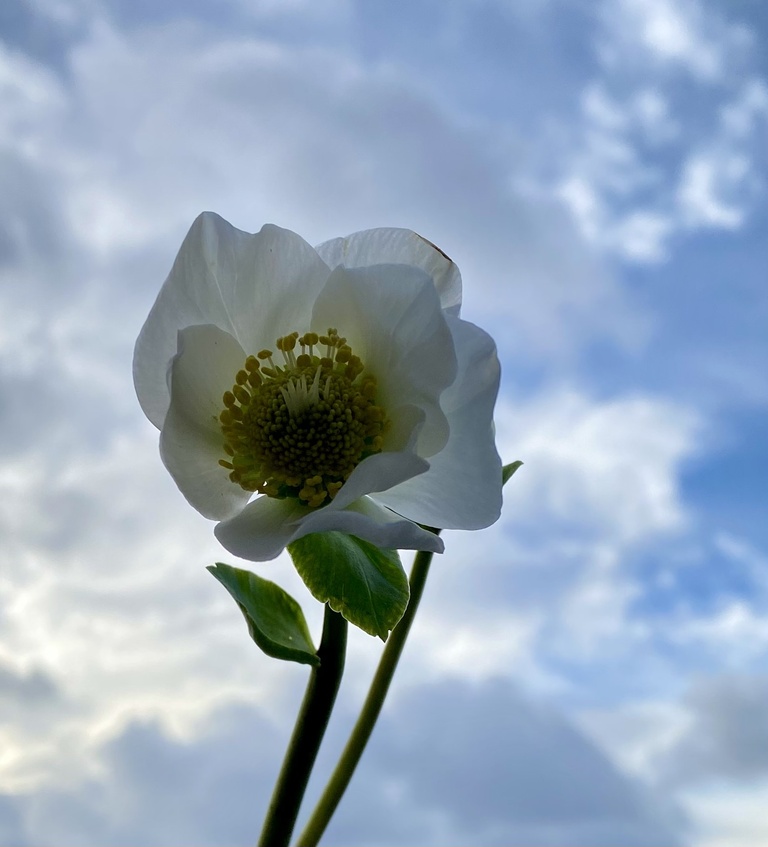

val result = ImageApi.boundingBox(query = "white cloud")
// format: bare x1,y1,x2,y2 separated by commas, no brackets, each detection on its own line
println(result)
578,699,692,780
553,0,766,262
630,0,718,78
0,44,66,151
477,387,705,665
715,533,768,590
496,388,700,544
610,210,675,261
409,614,543,684
670,602,768,667
580,84,680,145
556,175,604,243
721,79,768,138
683,782,768,847
0,13,644,365
0,427,310,792
633,89,681,144
581,679,768,847
582,84,628,132
556,190,673,261
599,0,749,81
676,151,749,229
555,83,680,261
234,0,353,22
19,0,93,26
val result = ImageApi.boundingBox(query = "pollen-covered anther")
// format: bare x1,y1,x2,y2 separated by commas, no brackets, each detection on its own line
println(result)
233,385,251,404
219,329,390,509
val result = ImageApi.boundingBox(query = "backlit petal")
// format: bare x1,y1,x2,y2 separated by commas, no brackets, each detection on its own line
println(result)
375,316,502,529
311,264,458,458
215,494,444,561
215,496,310,562
160,324,251,521
134,213,330,428
328,448,429,511
316,228,462,316
296,497,445,553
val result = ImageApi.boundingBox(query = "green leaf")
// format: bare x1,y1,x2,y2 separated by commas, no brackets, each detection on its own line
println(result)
288,533,409,641
502,460,523,486
207,563,319,666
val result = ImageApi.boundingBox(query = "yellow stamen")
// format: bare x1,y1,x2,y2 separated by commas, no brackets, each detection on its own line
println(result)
218,327,390,509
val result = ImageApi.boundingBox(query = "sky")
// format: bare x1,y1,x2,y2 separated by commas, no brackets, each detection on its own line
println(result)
1,0,767,845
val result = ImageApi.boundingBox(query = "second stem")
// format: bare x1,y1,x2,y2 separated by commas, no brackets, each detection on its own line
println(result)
296,547,434,847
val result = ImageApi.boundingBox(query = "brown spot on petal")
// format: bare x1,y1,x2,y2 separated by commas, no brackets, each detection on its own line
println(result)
416,233,453,264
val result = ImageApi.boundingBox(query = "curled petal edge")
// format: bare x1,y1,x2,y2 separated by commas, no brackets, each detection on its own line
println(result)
214,494,444,562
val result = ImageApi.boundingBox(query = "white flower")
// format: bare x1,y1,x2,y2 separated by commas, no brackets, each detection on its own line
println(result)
133,213,502,561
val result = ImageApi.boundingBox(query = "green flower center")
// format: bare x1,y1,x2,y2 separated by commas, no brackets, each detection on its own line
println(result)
218,329,389,508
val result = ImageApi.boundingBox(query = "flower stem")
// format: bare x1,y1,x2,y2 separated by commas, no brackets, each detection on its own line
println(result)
257,604,348,847
295,547,434,847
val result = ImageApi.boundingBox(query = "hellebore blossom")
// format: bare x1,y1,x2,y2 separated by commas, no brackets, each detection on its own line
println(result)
133,213,502,561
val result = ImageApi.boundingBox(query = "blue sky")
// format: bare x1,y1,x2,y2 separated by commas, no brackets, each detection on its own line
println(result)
1,0,767,845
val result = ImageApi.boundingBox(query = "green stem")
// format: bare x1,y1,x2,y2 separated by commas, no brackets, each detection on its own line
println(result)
257,604,348,847
295,547,435,847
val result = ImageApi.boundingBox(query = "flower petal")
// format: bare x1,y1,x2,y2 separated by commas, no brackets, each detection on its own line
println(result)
328,447,430,511
134,213,331,428
215,496,311,561
160,324,251,521
297,497,444,553
311,264,458,457
315,228,462,316
228,223,332,355
375,316,502,529
215,494,444,562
